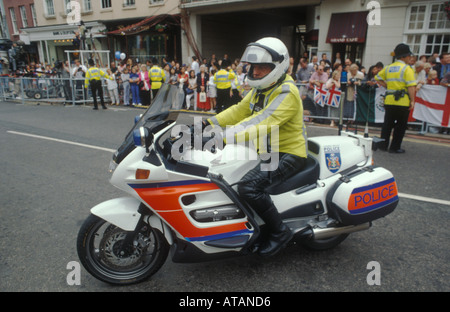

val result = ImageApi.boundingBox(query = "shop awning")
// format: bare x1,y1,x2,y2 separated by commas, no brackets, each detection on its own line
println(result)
107,14,180,36
326,11,368,44
305,29,318,43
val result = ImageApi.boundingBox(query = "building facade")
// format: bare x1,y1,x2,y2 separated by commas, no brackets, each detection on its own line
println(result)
2,0,39,65
3,0,36,41
21,0,181,65
181,0,449,70
3,0,449,71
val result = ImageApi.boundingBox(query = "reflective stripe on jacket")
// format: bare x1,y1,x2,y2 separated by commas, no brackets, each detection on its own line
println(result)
214,69,236,89
375,60,417,107
149,66,166,89
84,67,111,88
208,75,307,158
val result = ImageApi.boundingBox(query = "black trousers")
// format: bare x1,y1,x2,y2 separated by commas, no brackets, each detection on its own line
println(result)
63,80,72,101
216,88,232,113
238,153,307,216
151,88,159,100
140,89,151,106
381,105,410,151
90,80,105,108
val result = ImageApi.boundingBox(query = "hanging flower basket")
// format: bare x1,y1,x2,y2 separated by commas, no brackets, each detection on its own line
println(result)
155,24,168,32
445,1,450,20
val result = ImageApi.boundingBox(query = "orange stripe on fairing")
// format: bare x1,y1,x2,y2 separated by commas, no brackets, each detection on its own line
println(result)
132,182,248,239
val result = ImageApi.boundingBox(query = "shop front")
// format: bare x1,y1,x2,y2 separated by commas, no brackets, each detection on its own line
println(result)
326,11,368,65
22,21,107,65
106,14,181,65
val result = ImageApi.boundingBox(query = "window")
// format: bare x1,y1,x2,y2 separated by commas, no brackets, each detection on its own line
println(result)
404,1,450,56
84,0,92,11
425,34,450,55
30,4,38,26
407,5,426,30
102,0,112,9
124,0,136,7
19,6,28,28
9,8,18,34
150,0,164,4
406,34,422,55
45,0,55,16
429,3,450,29
64,0,71,14
0,7,6,37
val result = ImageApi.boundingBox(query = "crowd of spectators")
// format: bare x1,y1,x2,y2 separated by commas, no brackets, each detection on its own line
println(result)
0,53,251,109
292,51,450,126
1,50,449,119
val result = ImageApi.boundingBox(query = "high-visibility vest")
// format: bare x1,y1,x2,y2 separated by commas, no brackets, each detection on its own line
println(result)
214,69,236,89
375,60,417,107
84,67,110,88
149,66,165,89
207,75,307,158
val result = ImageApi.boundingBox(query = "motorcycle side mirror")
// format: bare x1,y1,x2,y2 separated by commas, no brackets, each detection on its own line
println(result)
134,114,143,124
132,126,153,151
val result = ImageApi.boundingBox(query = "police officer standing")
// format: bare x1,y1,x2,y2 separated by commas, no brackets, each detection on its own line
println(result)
376,43,417,153
213,62,236,113
149,58,166,100
85,59,112,110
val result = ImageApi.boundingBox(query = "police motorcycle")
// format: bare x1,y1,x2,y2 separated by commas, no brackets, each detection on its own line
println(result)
76,83,398,285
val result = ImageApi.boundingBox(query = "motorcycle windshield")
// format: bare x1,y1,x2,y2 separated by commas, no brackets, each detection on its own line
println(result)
132,83,184,131
113,84,186,164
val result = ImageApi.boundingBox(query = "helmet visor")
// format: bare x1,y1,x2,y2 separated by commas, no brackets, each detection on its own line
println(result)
241,45,274,64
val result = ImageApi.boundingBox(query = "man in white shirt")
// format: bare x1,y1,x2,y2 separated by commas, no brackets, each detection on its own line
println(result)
191,56,200,75
72,59,87,101
414,61,426,90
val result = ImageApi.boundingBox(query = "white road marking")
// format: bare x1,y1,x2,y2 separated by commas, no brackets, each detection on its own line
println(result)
7,130,116,153
7,130,450,206
398,193,450,206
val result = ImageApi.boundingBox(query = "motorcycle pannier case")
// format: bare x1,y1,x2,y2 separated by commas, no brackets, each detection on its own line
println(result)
327,166,399,225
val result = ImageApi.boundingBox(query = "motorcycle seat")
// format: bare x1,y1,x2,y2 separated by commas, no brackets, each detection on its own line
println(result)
265,155,320,195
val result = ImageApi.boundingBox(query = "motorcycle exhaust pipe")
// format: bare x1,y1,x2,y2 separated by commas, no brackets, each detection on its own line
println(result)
312,222,371,240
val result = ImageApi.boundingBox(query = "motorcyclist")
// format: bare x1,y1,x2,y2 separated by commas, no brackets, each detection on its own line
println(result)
205,37,308,256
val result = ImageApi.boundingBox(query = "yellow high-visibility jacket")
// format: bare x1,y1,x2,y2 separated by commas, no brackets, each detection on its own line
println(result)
375,60,417,107
214,69,236,89
207,75,307,158
84,67,111,88
149,66,166,89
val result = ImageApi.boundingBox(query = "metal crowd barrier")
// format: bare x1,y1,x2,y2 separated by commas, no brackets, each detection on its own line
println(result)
0,76,445,135
295,82,433,134
0,76,111,106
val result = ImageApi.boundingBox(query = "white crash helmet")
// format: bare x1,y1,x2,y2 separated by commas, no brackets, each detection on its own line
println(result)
241,37,289,90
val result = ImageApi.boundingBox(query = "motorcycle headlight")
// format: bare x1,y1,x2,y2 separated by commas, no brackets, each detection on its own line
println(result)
109,160,118,173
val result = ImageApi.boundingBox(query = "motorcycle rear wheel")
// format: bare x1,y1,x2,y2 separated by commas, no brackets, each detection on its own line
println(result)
77,214,169,285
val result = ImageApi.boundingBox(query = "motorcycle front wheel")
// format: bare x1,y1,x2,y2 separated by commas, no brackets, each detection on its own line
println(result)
77,214,169,285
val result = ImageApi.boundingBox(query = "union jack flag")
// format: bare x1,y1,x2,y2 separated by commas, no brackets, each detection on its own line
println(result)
324,85,342,108
314,84,328,107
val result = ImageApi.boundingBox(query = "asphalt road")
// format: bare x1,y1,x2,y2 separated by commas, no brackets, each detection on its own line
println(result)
0,101,449,294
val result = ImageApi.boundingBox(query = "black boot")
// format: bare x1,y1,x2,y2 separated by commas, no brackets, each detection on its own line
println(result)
258,206,293,257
